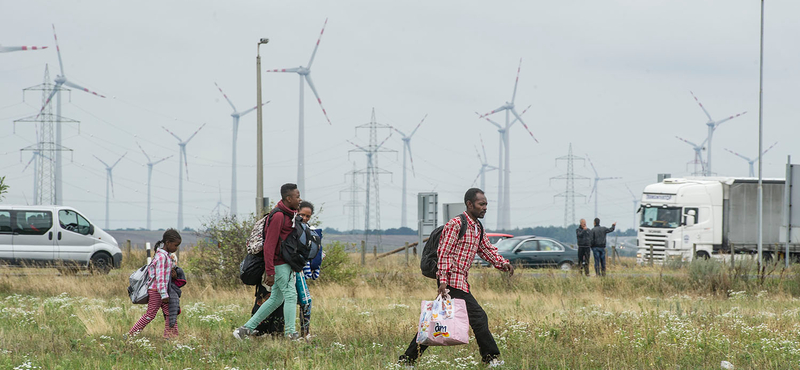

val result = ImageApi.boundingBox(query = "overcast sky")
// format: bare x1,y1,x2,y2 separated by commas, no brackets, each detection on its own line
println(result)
1,0,798,232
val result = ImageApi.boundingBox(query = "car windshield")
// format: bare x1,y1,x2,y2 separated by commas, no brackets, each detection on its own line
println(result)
641,206,682,228
494,238,519,252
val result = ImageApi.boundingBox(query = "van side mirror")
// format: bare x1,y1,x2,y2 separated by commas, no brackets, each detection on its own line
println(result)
684,210,696,227
89,224,95,235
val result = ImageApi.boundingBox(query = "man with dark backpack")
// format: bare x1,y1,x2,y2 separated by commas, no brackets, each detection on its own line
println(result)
233,183,302,340
399,188,514,367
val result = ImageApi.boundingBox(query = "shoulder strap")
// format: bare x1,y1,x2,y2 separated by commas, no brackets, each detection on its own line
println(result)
457,213,468,240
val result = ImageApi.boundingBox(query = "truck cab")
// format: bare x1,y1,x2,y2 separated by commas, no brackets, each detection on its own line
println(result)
636,178,721,263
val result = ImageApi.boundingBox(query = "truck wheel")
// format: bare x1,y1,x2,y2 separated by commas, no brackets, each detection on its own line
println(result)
763,252,773,264
559,261,573,271
695,251,710,260
90,253,113,274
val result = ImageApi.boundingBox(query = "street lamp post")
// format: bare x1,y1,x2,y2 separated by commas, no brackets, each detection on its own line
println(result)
256,38,269,217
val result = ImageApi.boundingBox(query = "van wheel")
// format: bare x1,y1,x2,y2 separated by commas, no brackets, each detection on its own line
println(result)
90,253,112,274
559,261,573,271
695,251,710,260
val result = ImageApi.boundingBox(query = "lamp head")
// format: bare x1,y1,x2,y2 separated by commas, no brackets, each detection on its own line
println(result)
259,38,270,44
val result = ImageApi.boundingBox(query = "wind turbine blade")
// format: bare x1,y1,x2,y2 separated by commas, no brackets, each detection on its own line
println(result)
162,126,183,142
475,112,502,129
625,184,636,199
511,58,522,104
407,142,416,176
136,142,152,162
588,182,597,201
346,139,369,152
392,126,407,137
303,74,332,125
152,155,173,166
409,114,427,138
22,153,37,172
185,123,207,144
761,141,778,157
376,132,393,150
52,24,65,76
62,79,106,98
214,82,238,112
182,149,190,180
480,135,489,162
585,155,599,177
724,148,751,162
713,111,747,128
238,101,270,117
510,108,538,143
479,105,508,119
93,155,110,168
690,91,713,122
307,18,328,68
675,135,699,148
110,171,115,198
38,86,60,115
111,152,127,169
266,67,301,73
0,45,48,53
475,146,483,164
471,170,481,187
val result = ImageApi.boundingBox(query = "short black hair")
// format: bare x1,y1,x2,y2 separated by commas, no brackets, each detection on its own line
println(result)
280,183,298,201
464,188,485,206
594,218,600,226
299,201,314,213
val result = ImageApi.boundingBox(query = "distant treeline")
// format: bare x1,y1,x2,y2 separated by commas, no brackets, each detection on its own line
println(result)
323,225,636,243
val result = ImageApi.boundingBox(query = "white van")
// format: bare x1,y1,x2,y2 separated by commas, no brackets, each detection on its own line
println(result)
0,205,122,273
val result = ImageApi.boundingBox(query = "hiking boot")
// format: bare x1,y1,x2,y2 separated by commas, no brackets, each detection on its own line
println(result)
398,355,415,368
233,326,253,340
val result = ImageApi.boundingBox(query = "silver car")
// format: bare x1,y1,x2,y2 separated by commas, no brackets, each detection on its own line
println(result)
0,205,122,273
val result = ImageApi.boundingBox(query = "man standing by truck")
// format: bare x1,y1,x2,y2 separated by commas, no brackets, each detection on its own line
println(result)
591,218,616,277
576,219,592,276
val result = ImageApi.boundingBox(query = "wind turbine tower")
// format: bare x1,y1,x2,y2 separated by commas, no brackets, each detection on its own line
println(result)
551,144,588,231
37,25,106,204
16,65,76,205
94,153,127,230
689,91,746,176
478,59,538,230
625,184,640,231
675,136,707,176
266,18,333,196
348,109,395,248
214,82,268,217
724,142,778,177
586,154,621,219
137,142,172,230
472,135,498,191
163,124,206,231
392,114,426,228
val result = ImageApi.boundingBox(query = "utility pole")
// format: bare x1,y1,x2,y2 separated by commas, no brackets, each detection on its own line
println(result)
256,38,269,216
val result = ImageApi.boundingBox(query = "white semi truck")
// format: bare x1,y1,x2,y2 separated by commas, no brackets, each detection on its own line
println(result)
636,177,799,263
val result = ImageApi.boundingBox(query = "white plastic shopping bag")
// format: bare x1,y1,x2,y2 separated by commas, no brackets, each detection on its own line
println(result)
416,295,469,346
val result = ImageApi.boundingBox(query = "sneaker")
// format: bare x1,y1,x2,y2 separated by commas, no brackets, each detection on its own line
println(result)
486,359,505,368
284,332,301,341
233,326,253,340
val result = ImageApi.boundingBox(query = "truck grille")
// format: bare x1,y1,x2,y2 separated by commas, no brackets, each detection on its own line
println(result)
642,233,667,262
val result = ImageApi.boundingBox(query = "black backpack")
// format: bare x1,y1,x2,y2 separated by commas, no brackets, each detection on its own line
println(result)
239,208,292,285
420,213,484,279
280,215,321,273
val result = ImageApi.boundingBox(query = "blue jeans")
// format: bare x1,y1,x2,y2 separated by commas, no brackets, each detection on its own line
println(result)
591,247,606,276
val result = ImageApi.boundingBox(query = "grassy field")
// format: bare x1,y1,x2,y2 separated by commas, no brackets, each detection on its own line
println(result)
2,253,800,369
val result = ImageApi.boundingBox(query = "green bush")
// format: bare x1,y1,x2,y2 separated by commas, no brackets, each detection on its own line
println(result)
184,214,257,287
319,241,358,284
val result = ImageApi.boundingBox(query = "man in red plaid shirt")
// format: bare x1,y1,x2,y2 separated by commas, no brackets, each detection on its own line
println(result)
400,188,514,367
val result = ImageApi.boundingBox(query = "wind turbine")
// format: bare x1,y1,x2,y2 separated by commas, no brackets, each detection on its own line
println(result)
212,182,229,218
689,91,747,176
214,82,269,218
38,25,106,205
478,59,538,229
94,153,126,230
266,18,333,197
392,114,426,228
625,184,640,231
586,154,621,219
0,44,47,53
137,142,173,230
675,136,707,176
724,142,778,177
163,123,206,231
471,135,498,191
475,104,530,229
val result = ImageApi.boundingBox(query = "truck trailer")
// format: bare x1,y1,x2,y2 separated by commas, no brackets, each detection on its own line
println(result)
636,177,799,263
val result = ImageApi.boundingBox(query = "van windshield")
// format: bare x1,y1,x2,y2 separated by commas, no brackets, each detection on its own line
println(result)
641,206,682,228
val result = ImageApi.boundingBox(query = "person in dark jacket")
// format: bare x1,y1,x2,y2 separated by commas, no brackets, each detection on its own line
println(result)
233,183,302,340
576,219,592,276
168,265,186,331
590,218,616,277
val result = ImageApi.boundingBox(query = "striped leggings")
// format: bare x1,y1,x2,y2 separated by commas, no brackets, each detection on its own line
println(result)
128,289,179,338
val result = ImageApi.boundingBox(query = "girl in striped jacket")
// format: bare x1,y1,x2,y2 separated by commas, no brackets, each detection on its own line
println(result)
128,229,182,338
